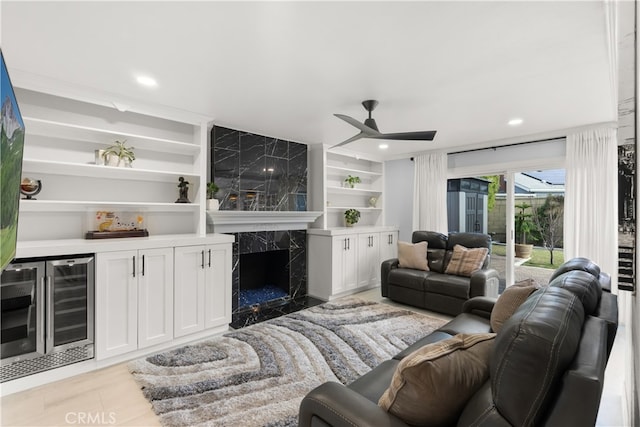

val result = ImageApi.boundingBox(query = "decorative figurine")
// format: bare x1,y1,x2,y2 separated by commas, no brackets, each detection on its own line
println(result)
20,177,42,199
176,176,191,203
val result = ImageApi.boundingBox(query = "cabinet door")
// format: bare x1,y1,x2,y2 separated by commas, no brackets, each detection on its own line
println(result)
332,236,358,293
357,233,380,287
138,247,174,349
379,231,399,263
204,245,232,329
174,246,206,337
95,251,138,360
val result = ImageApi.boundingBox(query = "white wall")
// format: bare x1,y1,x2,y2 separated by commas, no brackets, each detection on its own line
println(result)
384,158,414,242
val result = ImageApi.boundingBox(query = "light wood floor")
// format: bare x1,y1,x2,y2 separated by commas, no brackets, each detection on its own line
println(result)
0,289,625,427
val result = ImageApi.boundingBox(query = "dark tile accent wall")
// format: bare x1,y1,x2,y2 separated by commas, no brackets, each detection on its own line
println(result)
211,126,307,211
229,230,307,325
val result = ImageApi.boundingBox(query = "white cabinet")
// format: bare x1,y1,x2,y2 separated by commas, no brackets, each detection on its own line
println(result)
95,247,174,359
310,146,384,229
308,227,398,300
330,235,358,295
14,87,211,242
357,232,380,287
379,230,399,263
137,248,174,349
174,244,232,337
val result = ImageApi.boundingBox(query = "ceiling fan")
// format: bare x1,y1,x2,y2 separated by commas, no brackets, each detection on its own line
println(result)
332,100,437,148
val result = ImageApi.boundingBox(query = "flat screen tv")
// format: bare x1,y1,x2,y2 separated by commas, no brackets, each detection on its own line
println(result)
0,49,25,271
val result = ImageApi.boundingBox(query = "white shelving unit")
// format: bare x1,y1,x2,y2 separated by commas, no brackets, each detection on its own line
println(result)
310,145,385,229
14,87,211,241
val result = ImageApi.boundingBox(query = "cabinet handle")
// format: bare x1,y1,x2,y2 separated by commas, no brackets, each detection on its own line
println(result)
201,250,205,269
343,238,347,251
208,249,212,268
132,256,136,278
46,276,53,352
142,255,145,276
347,238,350,250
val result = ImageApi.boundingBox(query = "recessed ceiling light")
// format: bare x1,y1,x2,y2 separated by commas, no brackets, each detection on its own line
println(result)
378,143,389,149
136,75,157,87
508,118,523,126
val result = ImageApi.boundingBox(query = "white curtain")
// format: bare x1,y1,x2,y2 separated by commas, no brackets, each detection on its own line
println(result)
412,153,448,234
564,127,618,288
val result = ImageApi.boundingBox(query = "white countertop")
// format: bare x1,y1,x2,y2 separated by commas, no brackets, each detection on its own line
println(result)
16,233,235,258
307,225,399,236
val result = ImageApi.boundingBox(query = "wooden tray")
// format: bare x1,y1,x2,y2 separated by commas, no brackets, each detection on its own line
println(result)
85,229,149,239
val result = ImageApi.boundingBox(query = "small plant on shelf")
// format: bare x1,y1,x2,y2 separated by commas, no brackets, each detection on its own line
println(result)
102,140,135,167
344,175,361,188
206,182,220,199
206,181,220,211
344,208,361,227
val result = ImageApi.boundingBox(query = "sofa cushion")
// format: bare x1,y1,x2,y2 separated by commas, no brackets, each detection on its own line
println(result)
444,244,489,277
438,312,492,335
387,269,430,291
549,270,602,315
347,360,400,404
379,333,496,427
549,257,601,282
397,241,429,271
412,231,448,273
393,331,454,360
491,287,585,427
424,273,471,299
490,279,539,333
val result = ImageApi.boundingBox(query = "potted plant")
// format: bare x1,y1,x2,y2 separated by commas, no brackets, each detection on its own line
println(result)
514,202,535,259
344,208,361,227
344,175,361,188
206,182,220,210
102,140,135,167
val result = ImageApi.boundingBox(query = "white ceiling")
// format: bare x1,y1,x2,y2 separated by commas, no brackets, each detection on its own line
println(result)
1,1,616,158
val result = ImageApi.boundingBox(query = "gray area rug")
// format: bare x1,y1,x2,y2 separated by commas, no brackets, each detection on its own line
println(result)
129,297,447,426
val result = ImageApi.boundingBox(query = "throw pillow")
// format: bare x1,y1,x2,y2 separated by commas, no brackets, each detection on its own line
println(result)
444,244,489,277
490,279,539,333
397,241,429,271
379,333,496,427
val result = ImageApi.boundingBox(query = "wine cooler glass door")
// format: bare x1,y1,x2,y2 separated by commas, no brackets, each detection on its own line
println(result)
46,257,95,352
0,262,45,362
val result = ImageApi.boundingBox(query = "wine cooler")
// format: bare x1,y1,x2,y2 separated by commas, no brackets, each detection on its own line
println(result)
0,255,94,382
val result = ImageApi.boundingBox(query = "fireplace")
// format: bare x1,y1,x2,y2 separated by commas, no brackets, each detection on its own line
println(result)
239,249,289,307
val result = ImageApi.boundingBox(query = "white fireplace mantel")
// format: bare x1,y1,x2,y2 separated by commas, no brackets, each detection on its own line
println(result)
206,210,323,233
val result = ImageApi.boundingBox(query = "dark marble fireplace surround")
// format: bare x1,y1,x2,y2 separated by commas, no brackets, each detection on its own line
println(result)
211,126,319,327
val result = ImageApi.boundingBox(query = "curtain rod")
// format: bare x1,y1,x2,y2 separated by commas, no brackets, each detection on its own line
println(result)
410,136,565,161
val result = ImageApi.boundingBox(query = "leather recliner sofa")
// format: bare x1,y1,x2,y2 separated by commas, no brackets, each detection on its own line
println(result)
300,258,619,427
381,231,500,316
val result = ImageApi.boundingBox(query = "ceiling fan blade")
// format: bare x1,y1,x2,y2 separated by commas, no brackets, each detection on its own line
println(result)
330,132,366,149
372,130,437,141
334,114,380,136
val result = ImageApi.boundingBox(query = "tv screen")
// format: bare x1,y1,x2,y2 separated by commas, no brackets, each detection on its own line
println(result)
0,49,25,271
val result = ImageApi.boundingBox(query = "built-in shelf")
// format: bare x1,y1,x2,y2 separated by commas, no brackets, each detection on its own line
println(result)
326,185,383,195
20,199,200,213
22,159,198,183
23,117,200,155
326,206,382,211
326,165,383,176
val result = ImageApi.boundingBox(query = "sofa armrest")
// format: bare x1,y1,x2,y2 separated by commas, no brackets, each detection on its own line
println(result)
462,296,498,319
381,258,400,297
469,268,500,298
299,382,408,427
